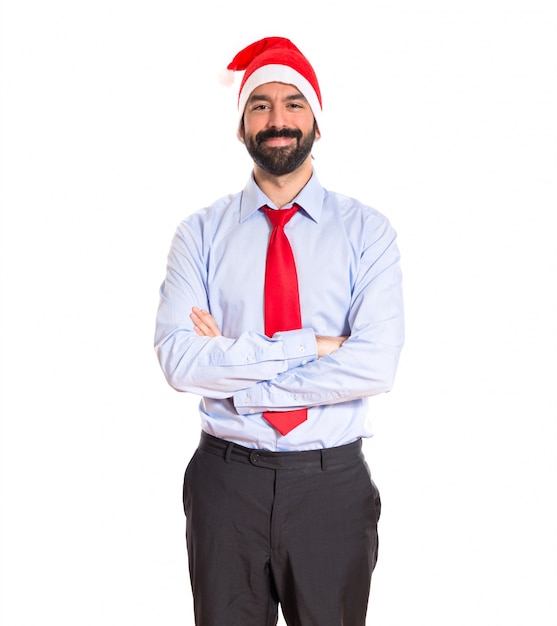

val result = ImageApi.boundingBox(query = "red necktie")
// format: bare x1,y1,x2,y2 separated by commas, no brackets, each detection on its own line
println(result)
262,204,308,435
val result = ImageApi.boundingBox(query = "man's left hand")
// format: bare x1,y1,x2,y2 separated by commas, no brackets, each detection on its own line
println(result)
190,307,222,337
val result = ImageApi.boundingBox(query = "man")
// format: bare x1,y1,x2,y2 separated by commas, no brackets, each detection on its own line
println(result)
155,37,404,626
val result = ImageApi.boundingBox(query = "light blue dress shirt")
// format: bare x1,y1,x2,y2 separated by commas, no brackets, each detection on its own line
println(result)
155,171,404,451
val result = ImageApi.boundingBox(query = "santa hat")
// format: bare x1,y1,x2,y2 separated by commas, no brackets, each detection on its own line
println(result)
223,37,322,131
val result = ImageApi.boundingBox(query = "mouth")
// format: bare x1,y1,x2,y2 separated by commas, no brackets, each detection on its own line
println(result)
256,128,302,148
261,136,296,148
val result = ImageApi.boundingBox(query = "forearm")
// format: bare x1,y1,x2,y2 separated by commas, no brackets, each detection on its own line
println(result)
233,332,403,412
155,322,317,397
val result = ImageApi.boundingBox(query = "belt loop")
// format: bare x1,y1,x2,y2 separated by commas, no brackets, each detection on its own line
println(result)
224,442,234,463
320,449,328,471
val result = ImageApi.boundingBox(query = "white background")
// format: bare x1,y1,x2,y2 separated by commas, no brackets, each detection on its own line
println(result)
1,0,556,624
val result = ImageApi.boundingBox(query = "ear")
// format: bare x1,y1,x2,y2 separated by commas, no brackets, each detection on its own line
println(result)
237,118,246,143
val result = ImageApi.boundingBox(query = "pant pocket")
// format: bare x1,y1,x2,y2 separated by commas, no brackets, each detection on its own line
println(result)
359,457,382,523
182,449,200,515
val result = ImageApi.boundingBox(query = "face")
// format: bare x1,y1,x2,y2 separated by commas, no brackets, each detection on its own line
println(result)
241,82,320,177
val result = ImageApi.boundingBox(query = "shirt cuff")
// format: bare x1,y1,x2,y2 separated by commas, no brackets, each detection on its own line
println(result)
233,328,317,415
274,328,317,369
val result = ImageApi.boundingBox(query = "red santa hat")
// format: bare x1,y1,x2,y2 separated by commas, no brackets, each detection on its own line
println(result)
223,37,323,131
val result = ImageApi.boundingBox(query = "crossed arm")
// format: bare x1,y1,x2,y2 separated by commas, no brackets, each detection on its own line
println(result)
157,212,403,406
190,307,347,358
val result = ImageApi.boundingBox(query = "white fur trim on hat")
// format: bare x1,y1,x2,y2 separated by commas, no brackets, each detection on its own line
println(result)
238,64,322,130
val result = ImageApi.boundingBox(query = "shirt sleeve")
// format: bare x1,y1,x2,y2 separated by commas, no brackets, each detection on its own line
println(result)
232,217,404,413
154,220,318,398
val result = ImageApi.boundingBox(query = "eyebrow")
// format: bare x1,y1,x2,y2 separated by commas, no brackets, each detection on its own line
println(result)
247,92,308,104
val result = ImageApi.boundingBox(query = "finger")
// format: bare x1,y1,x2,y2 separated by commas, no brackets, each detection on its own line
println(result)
193,308,222,336
190,309,209,334
190,311,210,336
191,307,222,337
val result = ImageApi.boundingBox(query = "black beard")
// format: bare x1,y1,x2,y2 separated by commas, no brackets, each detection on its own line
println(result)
244,125,316,176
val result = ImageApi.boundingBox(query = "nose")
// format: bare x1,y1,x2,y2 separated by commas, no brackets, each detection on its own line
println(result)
267,106,286,129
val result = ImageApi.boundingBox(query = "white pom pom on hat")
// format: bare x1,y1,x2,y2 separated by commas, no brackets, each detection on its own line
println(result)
218,68,235,87
222,37,322,132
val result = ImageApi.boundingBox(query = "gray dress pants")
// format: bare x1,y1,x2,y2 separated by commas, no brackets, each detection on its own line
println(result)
183,432,381,626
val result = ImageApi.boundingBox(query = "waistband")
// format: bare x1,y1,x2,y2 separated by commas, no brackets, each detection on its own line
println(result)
197,431,363,471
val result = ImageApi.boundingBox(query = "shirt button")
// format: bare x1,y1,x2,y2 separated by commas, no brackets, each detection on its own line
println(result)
294,395,301,402
246,354,253,362
299,345,305,353
248,409,255,415
245,396,251,404
301,359,307,365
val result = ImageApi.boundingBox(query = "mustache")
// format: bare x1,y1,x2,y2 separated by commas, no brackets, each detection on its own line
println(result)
255,128,303,144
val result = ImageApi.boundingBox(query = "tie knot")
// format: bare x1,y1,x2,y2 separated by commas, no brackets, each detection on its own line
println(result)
262,204,300,228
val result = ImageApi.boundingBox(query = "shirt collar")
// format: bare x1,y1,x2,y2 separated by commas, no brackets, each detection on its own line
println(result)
239,170,325,223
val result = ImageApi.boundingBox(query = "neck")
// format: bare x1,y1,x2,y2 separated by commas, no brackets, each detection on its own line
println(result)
253,157,313,208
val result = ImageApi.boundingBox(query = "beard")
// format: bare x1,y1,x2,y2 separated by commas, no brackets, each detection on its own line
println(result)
244,124,317,176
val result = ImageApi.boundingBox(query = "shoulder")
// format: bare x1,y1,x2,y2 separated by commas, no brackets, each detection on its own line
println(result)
322,188,395,236
175,191,242,236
